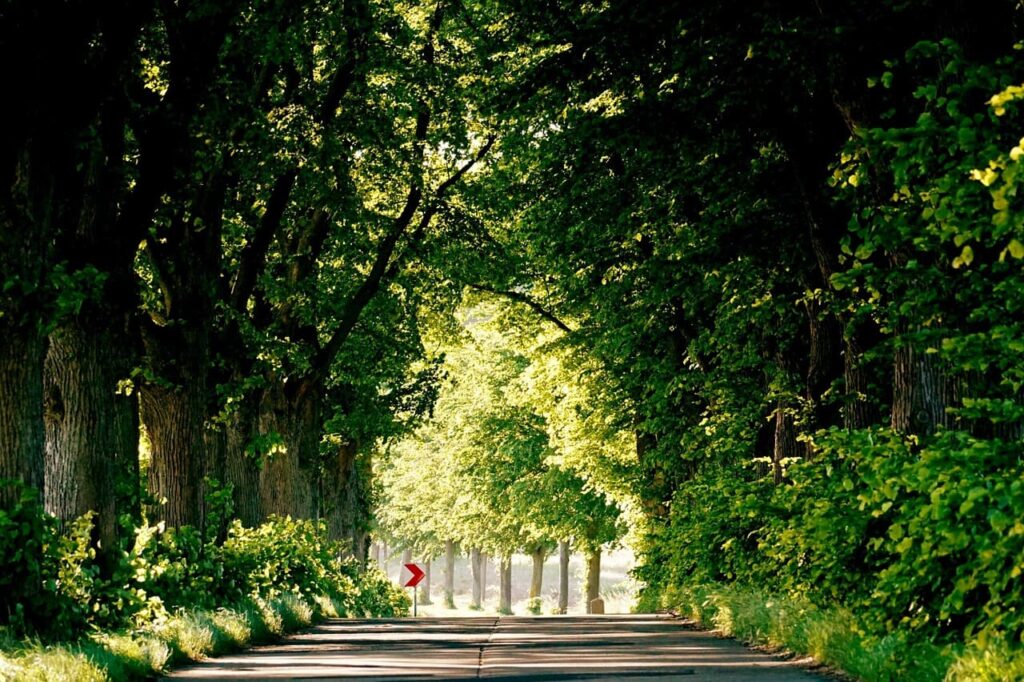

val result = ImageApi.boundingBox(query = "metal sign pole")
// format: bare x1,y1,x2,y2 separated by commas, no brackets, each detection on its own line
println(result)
414,585,418,617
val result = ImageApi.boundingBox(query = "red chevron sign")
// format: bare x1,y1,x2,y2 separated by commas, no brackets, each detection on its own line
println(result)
403,563,425,588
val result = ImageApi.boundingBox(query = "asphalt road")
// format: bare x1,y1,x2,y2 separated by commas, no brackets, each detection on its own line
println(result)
169,615,827,681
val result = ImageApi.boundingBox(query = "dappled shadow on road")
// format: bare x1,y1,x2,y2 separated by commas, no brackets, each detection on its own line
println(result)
169,615,825,680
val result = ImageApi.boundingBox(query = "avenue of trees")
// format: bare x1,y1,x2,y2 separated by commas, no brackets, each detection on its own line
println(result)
3,0,1024,677
374,300,623,613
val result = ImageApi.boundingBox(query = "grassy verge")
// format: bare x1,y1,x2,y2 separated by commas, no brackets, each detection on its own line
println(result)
0,592,351,681
660,584,1024,682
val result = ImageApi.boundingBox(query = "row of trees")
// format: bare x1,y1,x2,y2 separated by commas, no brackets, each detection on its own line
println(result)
375,300,623,613
447,0,1024,647
370,541,584,614
0,0,526,572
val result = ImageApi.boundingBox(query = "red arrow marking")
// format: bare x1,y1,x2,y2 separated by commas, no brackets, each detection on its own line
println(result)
403,563,425,588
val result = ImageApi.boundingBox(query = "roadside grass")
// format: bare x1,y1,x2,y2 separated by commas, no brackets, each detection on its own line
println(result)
661,584,1024,682
0,592,345,681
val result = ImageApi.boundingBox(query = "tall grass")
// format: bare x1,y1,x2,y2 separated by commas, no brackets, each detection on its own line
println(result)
0,593,341,681
661,584,1024,682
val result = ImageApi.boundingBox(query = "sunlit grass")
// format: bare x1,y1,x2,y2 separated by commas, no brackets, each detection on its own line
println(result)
658,584,1024,682
0,593,339,681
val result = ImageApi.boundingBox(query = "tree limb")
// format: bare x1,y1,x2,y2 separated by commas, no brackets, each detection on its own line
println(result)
466,282,574,334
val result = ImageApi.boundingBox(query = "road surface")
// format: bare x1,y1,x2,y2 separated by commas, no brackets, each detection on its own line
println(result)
170,615,827,681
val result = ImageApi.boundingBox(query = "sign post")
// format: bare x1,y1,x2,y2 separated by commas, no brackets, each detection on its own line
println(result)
403,563,425,617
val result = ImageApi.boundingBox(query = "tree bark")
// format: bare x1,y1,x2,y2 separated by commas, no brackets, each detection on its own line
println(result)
444,540,456,608
257,381,320,519
529,546,545,600
891,334,946,436
470,547,483,609
421,558,433,605
481,554,488,606
804,300,842,433
0,322,46,507
43,319,135,568
323,441,359,543
499,555,512,614
224,395,262,526
584,548,601,614
141,380,206,529
843,327,879,429
772,401,799,485
558,540,570,614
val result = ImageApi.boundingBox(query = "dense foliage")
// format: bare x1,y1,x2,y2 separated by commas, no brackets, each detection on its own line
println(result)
0,482,406,640
3,0,1024,676
376,301,624,562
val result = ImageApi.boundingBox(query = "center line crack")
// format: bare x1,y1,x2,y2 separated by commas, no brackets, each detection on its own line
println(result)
475,617,500,679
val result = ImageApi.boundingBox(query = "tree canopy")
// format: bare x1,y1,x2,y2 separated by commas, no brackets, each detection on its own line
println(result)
2,0,1024,675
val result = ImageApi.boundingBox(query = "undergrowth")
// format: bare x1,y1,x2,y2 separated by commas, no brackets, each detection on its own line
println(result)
659,584,1024,682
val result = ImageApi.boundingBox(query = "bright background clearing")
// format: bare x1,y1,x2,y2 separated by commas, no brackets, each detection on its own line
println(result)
374,548,639,616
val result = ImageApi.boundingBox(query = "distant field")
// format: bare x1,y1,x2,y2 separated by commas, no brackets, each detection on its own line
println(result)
374,548,639,616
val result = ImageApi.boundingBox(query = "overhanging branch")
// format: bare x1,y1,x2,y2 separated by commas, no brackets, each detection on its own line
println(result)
466,282,574,334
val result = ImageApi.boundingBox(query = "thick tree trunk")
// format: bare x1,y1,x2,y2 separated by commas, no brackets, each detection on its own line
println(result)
258,381,320,519
444,540,456,608
891,336,946,436
499,555,512,614
323,441,359,546
421,559,433,605
584,548,601,614
141,380,206,529
0,321,46,508
529,546,545,600
558,540,570,614
43,319,135,568
402,548,412,566
224,397,262,527
470,547,483,609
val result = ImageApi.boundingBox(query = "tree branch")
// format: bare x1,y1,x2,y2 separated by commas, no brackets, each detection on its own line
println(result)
466,282,574,334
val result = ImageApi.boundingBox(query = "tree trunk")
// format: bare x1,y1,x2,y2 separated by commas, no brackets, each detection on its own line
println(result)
843,321,882,429
421,559,433,605
224,396,262,527
141,380,206,529
805,301,842,433
584,548,601,614
772,401,798,484
444,540,456,608
258,380,320,519
499,555,512,614
891,334,946,436
529,546,545,600
470,547,482,609
0,321,45,508
558,540,570,614
482,554,488,606
43,319,135,568
323,441,366,557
